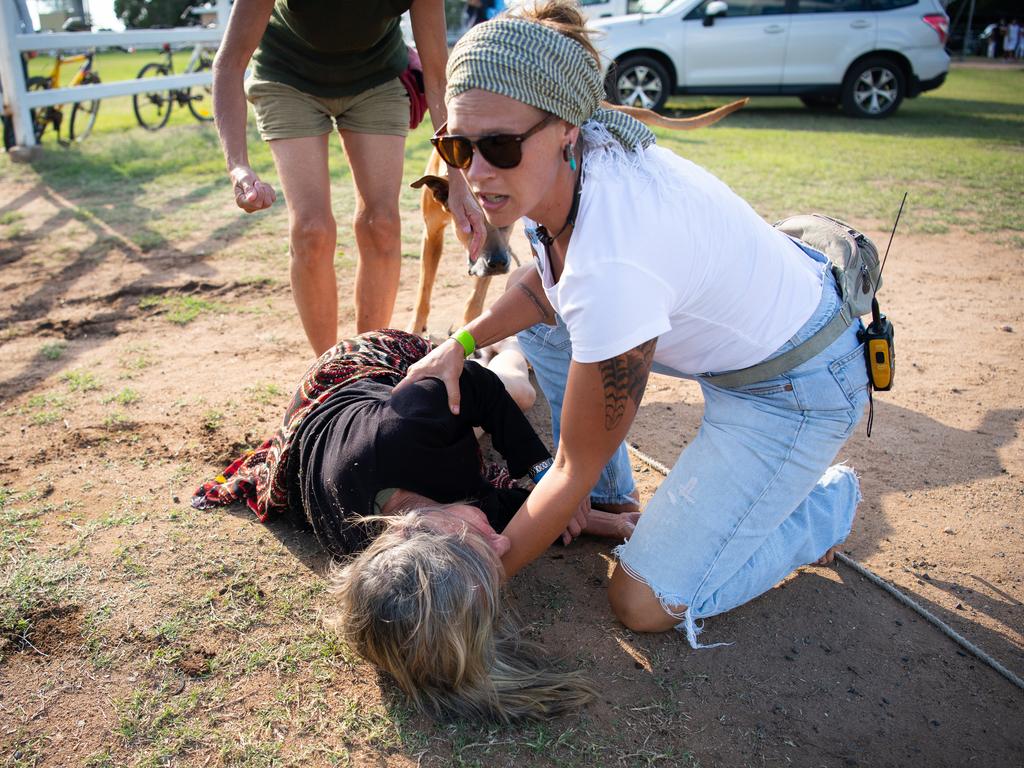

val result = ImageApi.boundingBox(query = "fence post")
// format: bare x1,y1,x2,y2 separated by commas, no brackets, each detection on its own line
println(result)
0,0,37,148
216,0,230,29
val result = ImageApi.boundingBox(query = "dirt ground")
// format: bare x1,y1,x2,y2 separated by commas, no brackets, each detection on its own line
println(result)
0,174,1021,767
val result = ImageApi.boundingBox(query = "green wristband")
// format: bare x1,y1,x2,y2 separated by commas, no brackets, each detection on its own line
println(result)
452,328,476,358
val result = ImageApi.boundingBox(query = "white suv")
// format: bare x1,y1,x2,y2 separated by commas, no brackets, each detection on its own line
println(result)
593,0,950,118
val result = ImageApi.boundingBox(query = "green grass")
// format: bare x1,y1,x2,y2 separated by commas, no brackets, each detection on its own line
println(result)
26,49,212,137
0,555,84,657
62,369,102,391
139,294,225,324
40,341,67,360
656,67,1024,233
3,64,1021,250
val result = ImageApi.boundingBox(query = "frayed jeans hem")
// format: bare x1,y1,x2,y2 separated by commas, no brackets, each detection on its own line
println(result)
612,544,733,650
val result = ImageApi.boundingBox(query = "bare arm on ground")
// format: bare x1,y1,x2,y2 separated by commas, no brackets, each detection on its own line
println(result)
500,338,657,577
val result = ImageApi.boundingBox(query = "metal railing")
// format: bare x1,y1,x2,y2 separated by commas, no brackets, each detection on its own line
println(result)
0,0,228,149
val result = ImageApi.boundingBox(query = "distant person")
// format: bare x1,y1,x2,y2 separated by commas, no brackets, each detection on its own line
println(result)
983,23,998,58
1005,19,1020,61
996,19,1007,58
464,0,492,29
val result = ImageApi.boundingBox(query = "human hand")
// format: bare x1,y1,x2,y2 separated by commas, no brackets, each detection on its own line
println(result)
445,174,485,261
582,509,641,541
560,495,591,546
230,165,276,212
394,338,466,414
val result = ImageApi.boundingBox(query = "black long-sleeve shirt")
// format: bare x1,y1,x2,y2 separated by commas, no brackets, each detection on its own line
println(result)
288,361,550,556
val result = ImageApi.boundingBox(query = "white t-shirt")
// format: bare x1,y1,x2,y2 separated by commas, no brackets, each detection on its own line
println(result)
527,124,824,374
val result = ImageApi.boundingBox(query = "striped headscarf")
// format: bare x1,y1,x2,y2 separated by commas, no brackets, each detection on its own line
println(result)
445,17,655,153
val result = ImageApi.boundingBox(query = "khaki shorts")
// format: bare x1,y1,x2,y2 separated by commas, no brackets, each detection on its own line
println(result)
245,77,410,141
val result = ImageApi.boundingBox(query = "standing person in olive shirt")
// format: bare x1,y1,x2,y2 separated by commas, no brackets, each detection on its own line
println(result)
212,0,484,354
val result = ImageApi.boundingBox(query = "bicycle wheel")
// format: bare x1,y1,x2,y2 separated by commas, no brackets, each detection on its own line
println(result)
185,57,214,123
132,62,173,131
26,76,52,143
67,72,101,143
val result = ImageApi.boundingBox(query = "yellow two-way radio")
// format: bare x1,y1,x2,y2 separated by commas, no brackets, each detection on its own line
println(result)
858,193,905,434
863,298,894,391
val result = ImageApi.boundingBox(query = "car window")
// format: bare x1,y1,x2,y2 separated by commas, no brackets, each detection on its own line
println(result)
627,0,677,11
580,0,611,6
869,0,916,9
685,0,789,19
796,0,870,12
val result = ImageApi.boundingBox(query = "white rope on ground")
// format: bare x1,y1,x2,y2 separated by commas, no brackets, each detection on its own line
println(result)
625,442,1024,693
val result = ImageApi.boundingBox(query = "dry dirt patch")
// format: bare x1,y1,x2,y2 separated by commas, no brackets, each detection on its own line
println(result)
0,177,1021,767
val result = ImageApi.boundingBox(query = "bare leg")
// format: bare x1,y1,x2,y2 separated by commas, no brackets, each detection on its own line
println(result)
340,131,406,333
269,134,338,356
482,337,536,412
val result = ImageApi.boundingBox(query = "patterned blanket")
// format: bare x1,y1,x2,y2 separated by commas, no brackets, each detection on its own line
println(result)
192,330,433,521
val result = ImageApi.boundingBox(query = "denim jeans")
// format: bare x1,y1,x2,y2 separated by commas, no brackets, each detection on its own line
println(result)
518,245,870,647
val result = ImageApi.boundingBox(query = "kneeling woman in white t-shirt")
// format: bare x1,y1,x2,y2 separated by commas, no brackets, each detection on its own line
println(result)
399,1,870,647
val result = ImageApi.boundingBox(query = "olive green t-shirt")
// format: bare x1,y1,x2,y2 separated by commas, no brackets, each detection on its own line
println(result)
251,0,415,98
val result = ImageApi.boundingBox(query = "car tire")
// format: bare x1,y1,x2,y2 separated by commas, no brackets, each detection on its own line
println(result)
800,95,838,111
841,57,905,119
606,56,670,112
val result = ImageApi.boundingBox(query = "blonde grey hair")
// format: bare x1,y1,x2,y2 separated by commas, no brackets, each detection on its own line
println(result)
329,510,595,722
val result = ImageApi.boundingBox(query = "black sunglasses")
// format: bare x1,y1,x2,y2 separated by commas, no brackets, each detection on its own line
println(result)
431,114,558,170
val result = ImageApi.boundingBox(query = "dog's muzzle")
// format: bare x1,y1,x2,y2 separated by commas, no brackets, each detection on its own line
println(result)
469,247,512,278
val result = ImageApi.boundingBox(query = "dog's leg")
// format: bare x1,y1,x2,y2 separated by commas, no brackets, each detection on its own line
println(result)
462,275,493,328
410,185,448,335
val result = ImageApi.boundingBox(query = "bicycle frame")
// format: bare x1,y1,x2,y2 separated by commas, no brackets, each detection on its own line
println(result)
37,50,95,90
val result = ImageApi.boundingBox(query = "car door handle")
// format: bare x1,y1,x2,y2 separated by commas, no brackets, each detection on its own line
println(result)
764,24,785,33
850,19,871,28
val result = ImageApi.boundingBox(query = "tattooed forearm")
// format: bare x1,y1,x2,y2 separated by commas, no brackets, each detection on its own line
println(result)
516,281,555,324
597,338,657,430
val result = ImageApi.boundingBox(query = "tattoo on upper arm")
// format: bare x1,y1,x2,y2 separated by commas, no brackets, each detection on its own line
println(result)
598,338,657,430
516,281,554,324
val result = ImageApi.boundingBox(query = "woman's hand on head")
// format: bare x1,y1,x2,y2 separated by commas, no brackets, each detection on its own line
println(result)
395,338,467,414
230,165,277,213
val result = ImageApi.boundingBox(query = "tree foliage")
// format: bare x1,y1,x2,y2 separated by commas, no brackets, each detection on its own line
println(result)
113,0,196,29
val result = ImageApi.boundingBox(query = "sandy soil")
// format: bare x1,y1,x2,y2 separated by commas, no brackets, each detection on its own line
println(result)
0,176,1021,767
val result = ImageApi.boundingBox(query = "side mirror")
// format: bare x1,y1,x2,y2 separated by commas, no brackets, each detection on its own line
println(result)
703,0,728,26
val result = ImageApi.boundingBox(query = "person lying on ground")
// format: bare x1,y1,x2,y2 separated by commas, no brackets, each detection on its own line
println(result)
193,329,634,721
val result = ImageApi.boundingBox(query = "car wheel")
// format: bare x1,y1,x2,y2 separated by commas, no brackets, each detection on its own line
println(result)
607,56,670,112
800,95,838,111
841,57,905,119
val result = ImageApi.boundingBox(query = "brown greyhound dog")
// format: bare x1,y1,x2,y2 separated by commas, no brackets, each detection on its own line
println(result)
408,98,749,335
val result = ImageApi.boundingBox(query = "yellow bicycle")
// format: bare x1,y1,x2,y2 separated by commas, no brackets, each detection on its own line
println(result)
2,49,102,148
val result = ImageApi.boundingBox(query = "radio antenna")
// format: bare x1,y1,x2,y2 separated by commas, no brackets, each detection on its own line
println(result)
879,192,907,282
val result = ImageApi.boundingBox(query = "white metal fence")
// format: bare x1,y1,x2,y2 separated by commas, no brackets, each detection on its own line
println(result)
0,0,229,149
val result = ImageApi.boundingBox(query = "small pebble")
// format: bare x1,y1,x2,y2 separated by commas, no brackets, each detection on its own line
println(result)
943,527,955,535
999,325,1013,333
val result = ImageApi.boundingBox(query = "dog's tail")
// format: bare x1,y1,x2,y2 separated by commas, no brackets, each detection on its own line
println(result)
602,98,749,131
